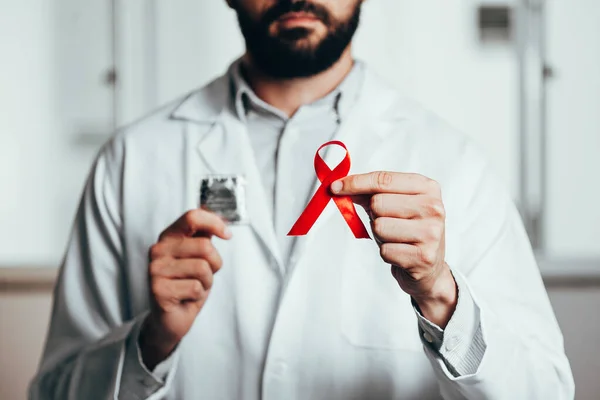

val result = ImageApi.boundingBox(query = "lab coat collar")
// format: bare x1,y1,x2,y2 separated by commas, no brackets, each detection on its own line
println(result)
170,73,231,124
168,60,404,127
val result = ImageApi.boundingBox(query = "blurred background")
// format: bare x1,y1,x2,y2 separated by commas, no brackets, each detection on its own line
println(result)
0,0,598,399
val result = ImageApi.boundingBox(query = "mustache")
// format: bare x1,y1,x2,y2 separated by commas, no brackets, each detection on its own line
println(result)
261,1,332,26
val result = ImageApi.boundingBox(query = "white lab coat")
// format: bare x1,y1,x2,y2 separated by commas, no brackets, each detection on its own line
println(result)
31,65,574,400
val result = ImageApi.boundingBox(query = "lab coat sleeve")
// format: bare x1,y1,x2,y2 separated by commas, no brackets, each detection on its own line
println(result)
422,142,575,400
413,271,486,376
29,137,176,400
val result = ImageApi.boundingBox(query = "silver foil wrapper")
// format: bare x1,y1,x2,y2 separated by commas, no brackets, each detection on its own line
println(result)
199,175,248,224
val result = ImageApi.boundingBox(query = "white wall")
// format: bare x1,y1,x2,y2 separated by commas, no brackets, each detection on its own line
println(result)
0,0,113,267
545,0,600,258
0,1,62,266
355,0,519,196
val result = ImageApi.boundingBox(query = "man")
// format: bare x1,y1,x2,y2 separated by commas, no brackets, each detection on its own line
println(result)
31,0,574,399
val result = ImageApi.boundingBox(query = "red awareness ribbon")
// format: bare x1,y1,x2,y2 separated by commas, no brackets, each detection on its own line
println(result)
287,141,370,239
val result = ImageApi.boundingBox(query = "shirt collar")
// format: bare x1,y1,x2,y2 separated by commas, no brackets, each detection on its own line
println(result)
229,59,364,124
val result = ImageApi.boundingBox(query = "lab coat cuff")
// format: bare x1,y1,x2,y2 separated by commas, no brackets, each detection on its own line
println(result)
118,312,179,400
413,268,486,377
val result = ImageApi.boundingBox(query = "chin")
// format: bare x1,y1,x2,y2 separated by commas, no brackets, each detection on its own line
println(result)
276,30,326,48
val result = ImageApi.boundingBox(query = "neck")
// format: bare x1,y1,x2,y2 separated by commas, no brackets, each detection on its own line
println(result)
241,46,354,117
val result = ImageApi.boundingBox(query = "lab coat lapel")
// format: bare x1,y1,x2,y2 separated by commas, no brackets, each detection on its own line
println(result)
197,111,283,270
171,78,284,272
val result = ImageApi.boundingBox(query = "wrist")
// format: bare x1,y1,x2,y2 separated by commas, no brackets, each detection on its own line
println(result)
139,315,179,370
412,264,458,329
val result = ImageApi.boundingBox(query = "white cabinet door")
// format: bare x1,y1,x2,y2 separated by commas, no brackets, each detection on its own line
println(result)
545,0,600,258
355,0,519,196
117,0,244,125
0,1,114,266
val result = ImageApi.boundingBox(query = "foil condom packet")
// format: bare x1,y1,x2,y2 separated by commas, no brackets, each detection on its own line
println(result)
199,175,248,224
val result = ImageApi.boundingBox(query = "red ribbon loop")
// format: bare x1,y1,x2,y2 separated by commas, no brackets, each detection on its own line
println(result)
287,141,370,239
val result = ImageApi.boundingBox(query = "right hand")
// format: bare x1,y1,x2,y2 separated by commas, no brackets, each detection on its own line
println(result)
139,209,232,368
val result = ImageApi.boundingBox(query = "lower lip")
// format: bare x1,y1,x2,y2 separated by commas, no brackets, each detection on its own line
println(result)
279,16,319,27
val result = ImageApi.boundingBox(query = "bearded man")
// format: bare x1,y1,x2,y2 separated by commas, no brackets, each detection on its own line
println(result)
31,1,573,399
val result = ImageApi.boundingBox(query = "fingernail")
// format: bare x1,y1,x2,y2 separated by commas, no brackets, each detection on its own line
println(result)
224,227,233,239
331,181,343,194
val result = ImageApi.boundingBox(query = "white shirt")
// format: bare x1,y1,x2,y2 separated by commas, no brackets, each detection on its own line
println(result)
229,60,363,265
30,61,574,400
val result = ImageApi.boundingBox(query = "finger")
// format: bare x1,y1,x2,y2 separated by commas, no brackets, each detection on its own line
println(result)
372,217,443,244
379,243,421,268
369,194,445,219
161,209,232,240
372,217,421,243
169,237,223,268
149,236,223,269
348,194,371,211
331,171,439,196
151,259,215,288
381,243,440,281
153,278,206,303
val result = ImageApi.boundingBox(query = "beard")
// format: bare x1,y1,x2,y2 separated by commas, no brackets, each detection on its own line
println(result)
234,1,362,79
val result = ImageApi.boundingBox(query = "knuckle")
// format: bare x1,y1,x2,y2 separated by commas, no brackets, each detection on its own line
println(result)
200,238,214,254
425,177,441,193
434,224,444,240
183,210,197,229
433,201,446,218
410,270,429,282
375,171,393,190
198,257,211,269
191,280,203,297
418,246,436,266
379,243,394,263
149,243,166,260
196,259,211,276
370,194,384,216
213,255,223,272
424,223,442,241
149,260,162,276
200,267,214,289
373,217,387,237
157,231,168,242
425,198,446,218
150,280,164,298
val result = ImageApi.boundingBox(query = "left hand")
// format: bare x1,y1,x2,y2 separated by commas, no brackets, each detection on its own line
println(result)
331,171,458,328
